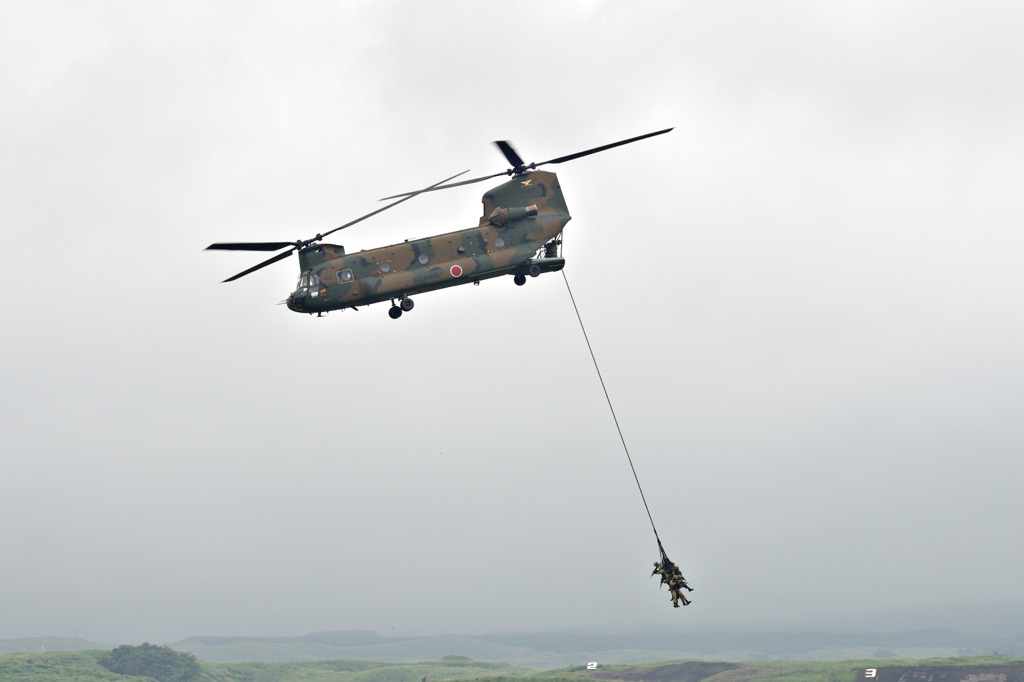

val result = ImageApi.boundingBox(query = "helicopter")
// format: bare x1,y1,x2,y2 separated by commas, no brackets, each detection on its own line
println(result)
207,128,672,318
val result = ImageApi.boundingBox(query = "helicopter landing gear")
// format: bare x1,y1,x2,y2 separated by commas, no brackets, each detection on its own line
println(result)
515,263,540,285
389,296,414,319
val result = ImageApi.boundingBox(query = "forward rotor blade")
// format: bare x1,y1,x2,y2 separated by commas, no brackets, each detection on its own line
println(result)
320,169,469,239
379,170,508,201
538,127,674,166
206,241,296,251
494,140,525,169
216,170,470,282
222,247,297,283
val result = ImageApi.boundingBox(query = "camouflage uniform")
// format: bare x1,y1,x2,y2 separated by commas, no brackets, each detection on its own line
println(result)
652,562,669,587
652,557,693,608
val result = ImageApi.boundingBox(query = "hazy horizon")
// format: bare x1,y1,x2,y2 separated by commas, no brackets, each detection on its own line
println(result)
9,598,1024,645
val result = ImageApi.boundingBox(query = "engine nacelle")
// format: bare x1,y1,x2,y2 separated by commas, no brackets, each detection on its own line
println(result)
488,204,538,226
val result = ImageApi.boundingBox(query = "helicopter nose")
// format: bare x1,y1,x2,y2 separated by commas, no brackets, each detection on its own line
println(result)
287,289,309,312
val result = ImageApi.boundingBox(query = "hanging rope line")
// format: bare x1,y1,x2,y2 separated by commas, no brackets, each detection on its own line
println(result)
561,269,694,607
561,270,659,537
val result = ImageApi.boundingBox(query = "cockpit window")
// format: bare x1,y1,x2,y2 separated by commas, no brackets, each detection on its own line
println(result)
297,271,319,290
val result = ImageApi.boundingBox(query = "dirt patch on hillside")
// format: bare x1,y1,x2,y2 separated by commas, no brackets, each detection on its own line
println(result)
593,662,740,682
855,665,1024,681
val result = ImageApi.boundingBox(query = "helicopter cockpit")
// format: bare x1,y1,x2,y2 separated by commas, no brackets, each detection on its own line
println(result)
286,270,320,312
295,271,319,292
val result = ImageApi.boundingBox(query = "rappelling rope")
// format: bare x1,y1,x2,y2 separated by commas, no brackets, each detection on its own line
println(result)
561,270,693,606
560,270,660,539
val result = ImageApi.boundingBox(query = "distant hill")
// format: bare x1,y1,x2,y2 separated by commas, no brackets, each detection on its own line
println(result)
5,629,1023,668
178,629,402,648
169,629,1024,667
173,633,588,667
0,637,111,656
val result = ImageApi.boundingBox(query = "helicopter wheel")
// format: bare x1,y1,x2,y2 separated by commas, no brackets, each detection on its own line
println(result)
388,306,403,319
528,263,541,277
514,274,527,286
400,297,414,312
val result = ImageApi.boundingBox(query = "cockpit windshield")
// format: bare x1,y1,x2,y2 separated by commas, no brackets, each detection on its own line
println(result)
294,270,323,292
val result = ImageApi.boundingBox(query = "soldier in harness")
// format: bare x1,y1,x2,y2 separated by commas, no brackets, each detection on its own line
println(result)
652,551,693,607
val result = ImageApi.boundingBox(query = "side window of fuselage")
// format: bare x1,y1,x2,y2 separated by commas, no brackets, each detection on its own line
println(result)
338,269,354,283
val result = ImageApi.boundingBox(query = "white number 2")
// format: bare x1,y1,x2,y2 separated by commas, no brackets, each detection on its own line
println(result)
587,662,598,670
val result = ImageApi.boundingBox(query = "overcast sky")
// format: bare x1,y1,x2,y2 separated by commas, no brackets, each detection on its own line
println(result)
2,1,1023,644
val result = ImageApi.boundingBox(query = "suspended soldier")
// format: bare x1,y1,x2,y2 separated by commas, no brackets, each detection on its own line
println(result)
652,554,693,608
669,579,691,608
652,561,670,587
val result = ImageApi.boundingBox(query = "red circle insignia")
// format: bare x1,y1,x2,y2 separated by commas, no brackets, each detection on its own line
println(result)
450,264,463,277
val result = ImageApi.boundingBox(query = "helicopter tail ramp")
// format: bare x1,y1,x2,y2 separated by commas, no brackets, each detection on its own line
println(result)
479,170,571,235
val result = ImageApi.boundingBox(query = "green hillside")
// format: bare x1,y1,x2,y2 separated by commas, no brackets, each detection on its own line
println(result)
0,649,128,681
3,651,1023,682
0,650,532,682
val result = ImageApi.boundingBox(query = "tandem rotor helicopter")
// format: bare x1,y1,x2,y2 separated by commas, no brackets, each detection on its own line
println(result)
207,128,672,318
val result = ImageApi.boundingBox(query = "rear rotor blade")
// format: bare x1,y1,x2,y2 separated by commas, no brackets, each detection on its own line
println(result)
206,241,296,251
538,127,674,166
494,140,525,169
222,247,297,283
382,128,674,200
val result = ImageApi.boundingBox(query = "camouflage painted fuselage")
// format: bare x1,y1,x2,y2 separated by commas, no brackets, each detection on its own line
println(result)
286,170,570,314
